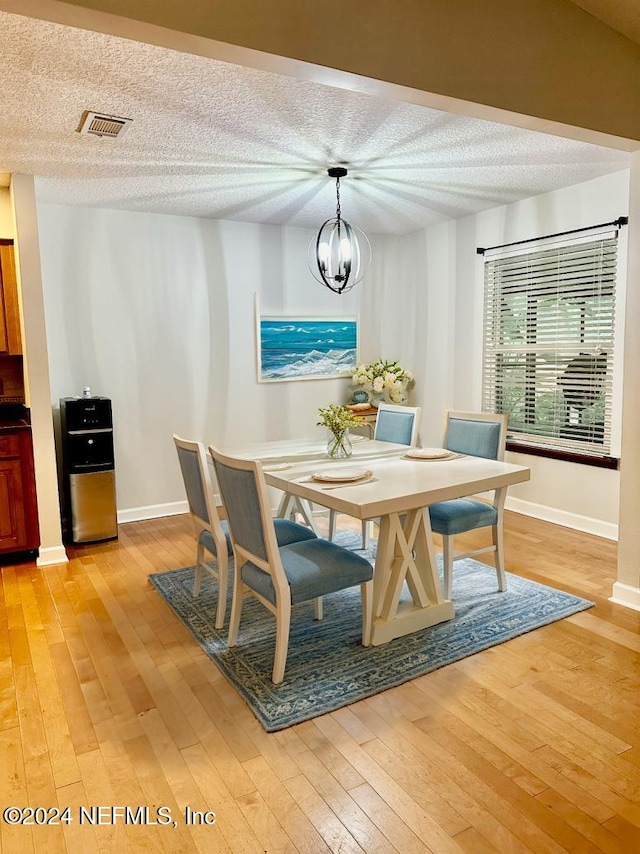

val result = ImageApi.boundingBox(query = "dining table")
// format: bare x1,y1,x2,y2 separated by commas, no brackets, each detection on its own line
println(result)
220,435,530,646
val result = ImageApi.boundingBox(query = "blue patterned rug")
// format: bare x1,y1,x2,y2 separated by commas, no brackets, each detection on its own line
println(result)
148,533,594,732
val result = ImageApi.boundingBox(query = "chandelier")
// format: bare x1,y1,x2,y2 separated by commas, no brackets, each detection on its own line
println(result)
308,167,371,294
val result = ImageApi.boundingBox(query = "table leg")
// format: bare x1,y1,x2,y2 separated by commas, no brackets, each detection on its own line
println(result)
275,492,319,534
369,507,454,646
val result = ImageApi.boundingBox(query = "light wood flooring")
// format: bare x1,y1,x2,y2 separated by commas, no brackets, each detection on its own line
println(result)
1,508,639,853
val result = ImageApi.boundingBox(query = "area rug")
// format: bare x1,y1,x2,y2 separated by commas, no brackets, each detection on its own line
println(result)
148,533,594,732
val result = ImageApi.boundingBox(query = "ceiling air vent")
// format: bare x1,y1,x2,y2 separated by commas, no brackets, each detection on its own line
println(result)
78,111,132,138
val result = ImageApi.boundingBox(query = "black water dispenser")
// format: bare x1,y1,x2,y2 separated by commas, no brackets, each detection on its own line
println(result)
59,396,117,543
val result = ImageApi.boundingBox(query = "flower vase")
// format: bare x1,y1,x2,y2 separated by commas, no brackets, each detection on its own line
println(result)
327,430,353,459
388,387,410,405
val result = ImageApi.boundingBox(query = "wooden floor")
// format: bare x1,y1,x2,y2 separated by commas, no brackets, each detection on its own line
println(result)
1,508,639,853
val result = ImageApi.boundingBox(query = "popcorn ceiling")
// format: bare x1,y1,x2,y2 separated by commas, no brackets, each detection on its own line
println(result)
0,10,629,234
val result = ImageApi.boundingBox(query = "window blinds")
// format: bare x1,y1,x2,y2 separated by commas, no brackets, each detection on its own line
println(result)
482,236,617,456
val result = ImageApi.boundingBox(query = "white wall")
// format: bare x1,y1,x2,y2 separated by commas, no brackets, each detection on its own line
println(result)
356,171,629,537
37,168,630,536
37,206,369,518
11,177,66,565
614,151,640,608
426,170,629,537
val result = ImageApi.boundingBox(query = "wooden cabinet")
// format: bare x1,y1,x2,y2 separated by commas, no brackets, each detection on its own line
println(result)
0,242,21,356
0,427,39,555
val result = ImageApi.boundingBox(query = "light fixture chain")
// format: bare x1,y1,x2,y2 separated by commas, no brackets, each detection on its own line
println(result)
335,176,341,221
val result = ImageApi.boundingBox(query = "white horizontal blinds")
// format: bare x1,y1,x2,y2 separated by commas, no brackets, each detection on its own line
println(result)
482,236,617,456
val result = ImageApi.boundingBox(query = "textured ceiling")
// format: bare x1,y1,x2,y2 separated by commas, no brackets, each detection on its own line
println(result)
0,10,631,235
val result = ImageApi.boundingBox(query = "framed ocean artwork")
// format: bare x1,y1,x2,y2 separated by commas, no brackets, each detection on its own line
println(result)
256,301,358,382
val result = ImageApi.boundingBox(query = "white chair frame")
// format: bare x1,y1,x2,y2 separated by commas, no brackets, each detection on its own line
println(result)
210,446,372,684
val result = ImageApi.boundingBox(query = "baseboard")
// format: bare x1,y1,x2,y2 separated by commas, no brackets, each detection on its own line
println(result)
506,496,618,541
118,500,188,524
36,544,69,566
610,582,640,612
118,496,617,542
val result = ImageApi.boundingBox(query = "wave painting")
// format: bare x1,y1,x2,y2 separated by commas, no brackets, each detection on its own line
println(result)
259,318,358,381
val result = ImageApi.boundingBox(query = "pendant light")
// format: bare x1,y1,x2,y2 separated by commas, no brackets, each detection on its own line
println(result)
308,166,371,294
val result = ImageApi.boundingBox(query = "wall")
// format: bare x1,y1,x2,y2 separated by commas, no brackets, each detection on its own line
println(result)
2,182,67,564
11,177,67,565
433,170,629,537
614,151,640,608
37,206,368,519
37,168,629,535
349,170,629,538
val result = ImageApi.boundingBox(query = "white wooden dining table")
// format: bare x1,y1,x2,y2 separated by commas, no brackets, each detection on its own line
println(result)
221,436,530,646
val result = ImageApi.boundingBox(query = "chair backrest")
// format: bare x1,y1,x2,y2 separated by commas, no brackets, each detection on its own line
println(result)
173,435,218,528
208,445,288,591
374,403,421,447
173,435,232,561
443,411,507,461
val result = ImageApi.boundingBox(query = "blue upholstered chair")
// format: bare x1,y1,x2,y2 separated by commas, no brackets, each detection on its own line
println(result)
328,403,421,548
209,444,373,684
173,435,232,628
174,435,316,629
428,411,509,599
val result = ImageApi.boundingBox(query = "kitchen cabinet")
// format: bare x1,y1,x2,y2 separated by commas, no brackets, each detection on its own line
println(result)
0,242,21,356
0,425,39,555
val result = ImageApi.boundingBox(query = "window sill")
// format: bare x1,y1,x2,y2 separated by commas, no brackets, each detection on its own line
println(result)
505,439,619,470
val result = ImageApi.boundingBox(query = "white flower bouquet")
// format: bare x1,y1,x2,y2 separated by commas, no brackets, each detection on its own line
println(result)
352,359,414,404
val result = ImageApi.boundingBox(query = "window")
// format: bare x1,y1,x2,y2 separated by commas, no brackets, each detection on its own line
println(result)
482,236,617,459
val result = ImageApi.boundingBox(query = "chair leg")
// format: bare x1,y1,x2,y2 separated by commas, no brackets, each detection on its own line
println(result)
227,568,245,647
361,579,373,646
493,520,507,592
328,509,337,541
442,535,454,599
214,552,228,629
193,540,204,596
272,608,291,684
313,597,323,620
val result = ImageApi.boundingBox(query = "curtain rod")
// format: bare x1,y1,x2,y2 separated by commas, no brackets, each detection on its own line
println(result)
476,216,628,256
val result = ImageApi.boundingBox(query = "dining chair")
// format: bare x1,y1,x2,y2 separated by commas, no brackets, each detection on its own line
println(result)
173,434,232,629
428,411,509,598
174,435,317,630
328,403,422,549
209,444,373,684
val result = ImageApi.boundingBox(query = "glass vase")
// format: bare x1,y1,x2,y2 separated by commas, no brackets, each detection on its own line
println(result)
327,430,353,459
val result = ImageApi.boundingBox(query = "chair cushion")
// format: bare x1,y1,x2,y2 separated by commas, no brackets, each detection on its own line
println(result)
200,517,314,561
199,520,233,557
429,498,498,536
273,518,318,546
241,538,373,606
